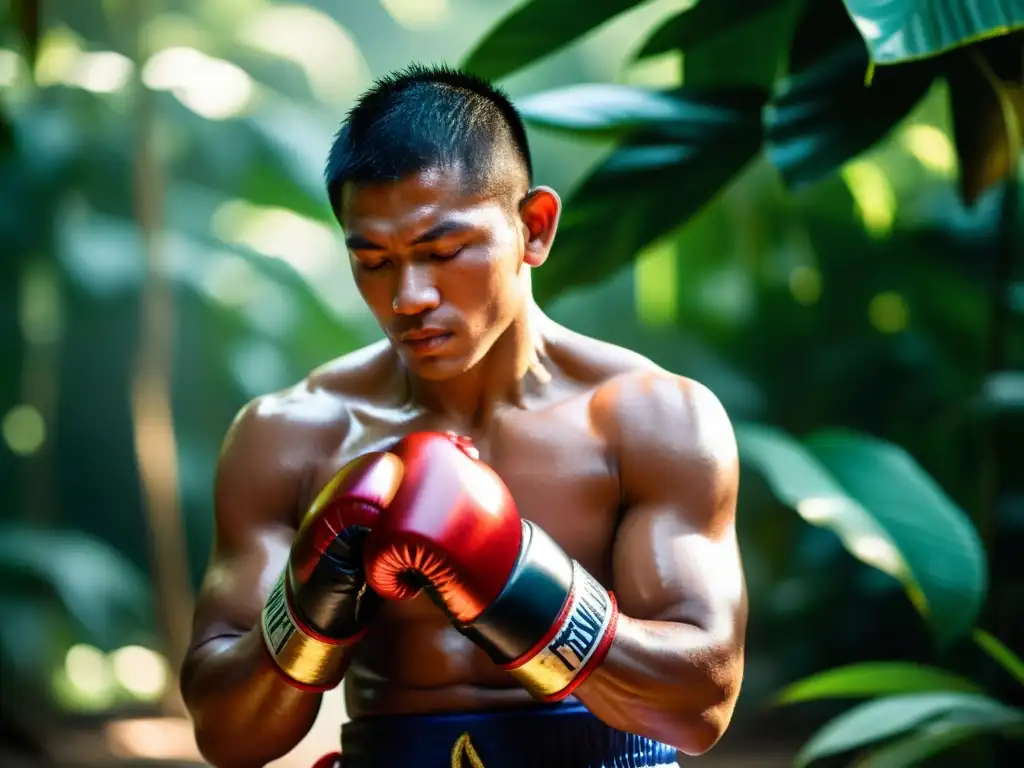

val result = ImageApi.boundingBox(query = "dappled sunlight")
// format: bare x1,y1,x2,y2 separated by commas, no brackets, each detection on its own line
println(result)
55,643,172,713
142,46,256,120
788,265,821,305
56,644,117,710
30,28,131,94
212,200,335,276
143,12,216,54
105,717,203,761
868,291,910,334
239,5,371,104
0,48,26,86
199,251,264,308
74,51,134,94
902,124,957,177
625,50,683,88
1,403,45,456
381,0,452,30
841,160,896,238
110,645,170,701
211,199,367,320
230,338,292,397
634,237,679,326
32,26,82,87
797,496,909,581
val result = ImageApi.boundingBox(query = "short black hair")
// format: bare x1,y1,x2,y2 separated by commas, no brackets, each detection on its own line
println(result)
324,63,533,215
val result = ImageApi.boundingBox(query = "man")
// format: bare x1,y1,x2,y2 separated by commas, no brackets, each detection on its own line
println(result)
180,64,747,768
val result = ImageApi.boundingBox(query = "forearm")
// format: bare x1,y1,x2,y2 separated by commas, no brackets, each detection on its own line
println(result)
180,628,336,768
574,615,742,755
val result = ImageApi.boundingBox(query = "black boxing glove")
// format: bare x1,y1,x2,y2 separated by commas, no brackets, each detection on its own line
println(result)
260,452,403,691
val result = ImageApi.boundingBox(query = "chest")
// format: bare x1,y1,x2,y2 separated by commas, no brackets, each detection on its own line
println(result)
304,402,623,573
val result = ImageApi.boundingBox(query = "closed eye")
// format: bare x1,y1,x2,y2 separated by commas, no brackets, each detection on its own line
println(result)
360,259,391,272
431,247,463,261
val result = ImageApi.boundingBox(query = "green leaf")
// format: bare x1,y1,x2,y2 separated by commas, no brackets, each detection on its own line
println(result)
855,715,1024,768
974,629,1024,687
518,83,742,140
461,0,640,82
807,430,987,648
680,0,805,89
736,423,911,578
794,693,1020,767
0,526,153,651
765,1,935,189
736,425,985,648
947,41,1024,205
777,662,982,704
534,88,765,304
842,0,1024,66
635,0,784,58
242,96,336,215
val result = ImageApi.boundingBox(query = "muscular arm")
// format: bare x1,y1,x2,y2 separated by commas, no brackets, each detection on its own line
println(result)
180,396,343,768
576,373,747,755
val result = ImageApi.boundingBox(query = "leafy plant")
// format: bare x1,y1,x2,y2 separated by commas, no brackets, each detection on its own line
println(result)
465,0,1023,302
0,525,154,688
771,635,1024,765
733,423,1022,763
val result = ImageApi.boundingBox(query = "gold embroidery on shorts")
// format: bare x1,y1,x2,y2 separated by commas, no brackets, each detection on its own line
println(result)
450,732,485,768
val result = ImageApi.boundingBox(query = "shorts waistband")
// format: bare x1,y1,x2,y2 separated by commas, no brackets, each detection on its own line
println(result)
340,702,678,768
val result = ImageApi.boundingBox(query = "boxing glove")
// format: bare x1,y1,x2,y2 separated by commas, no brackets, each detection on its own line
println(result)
261,452,404,691
363,431,618,702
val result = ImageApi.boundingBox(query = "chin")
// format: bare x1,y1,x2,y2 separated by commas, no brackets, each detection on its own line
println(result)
402,352,474,381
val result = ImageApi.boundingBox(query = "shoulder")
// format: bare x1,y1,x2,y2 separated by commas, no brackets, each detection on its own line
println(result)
544,321,662,386
223,339,396,454
595,369,739,527
596,369,735,452
214,341,397,522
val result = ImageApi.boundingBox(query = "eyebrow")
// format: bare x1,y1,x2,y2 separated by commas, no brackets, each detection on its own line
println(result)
345,221,474,251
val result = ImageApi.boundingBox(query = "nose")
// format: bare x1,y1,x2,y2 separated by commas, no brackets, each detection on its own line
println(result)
392,263,440,316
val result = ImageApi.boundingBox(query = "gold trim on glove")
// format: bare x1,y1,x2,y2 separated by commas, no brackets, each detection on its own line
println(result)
261,571,346,689
506,561,615,700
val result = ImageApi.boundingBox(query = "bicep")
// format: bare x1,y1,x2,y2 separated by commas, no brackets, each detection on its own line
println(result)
189,400,304,647
612,503,744,640
607,373,746,639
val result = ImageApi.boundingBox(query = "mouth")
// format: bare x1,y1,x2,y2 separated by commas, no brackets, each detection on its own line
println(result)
397,329,453,354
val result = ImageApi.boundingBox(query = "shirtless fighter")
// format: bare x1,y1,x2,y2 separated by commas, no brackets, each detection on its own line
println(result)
180,64,747,767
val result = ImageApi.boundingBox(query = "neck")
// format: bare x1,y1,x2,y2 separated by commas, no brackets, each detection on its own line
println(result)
405,303,553,426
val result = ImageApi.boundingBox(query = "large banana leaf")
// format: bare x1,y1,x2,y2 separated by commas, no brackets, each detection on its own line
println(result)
765,0,936,190
793,692,1023,767
517,83,713,141
635,0,788,60
0,526,153,652
777,661,981,704
842,0,1024,66
526,87,765,304
946,37,1024,205
855,717,1024,767
808,430,987,647
461,0,641,81
974,629,1024,687
736,425,986,649
671,0,804,89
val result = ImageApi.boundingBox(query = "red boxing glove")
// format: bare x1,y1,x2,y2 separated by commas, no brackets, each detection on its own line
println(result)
363,432,618,702
260,452,403,691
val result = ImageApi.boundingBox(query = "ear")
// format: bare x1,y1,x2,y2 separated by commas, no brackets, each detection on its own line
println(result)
519,186,561,268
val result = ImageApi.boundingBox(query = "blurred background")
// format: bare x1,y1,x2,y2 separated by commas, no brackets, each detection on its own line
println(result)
1,0,1022,766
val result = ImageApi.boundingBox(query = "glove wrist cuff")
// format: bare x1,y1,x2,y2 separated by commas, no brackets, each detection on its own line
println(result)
260,570,358,691
463,520,618,702
505,560,618,701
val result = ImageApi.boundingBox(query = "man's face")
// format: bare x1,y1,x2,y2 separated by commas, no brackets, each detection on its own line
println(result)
340,167,528,380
